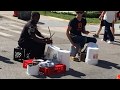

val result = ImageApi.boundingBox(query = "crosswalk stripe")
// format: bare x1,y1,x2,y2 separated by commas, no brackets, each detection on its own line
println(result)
9,24,23,30
0,32,13,37
0,25,50,37
0,26,21,34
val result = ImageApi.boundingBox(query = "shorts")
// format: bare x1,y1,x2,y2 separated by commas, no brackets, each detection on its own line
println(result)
100,20,105,27
101,20,113,27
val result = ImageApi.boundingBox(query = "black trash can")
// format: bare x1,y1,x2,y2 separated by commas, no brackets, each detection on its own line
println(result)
18,11,32,21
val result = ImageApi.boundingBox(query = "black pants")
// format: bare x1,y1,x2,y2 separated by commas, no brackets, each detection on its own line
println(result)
71,35,97,48
18,40,46,59
103,20,114,41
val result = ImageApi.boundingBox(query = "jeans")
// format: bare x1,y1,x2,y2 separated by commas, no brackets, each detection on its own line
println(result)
70,35,97,57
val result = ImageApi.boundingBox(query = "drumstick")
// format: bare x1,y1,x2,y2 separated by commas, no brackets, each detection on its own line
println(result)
49,32,55,39
48,26,52,38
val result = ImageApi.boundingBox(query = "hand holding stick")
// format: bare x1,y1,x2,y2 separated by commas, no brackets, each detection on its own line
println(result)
48,26,55,44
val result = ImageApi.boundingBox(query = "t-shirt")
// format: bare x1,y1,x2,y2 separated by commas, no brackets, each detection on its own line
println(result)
68,17,86,36
18,21,39,44
103,11,119,23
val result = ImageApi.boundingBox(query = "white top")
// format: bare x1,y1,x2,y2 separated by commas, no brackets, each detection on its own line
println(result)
103,11,118,23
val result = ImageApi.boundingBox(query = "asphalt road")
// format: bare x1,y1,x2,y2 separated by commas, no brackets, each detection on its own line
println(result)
0,16,120,79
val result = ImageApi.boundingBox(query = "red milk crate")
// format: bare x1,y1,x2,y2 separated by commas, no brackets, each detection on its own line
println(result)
23,59,33,68
39,64,66,76
116,74,120,79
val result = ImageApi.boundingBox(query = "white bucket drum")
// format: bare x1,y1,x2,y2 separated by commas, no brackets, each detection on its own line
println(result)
27,64,39,76
85,42,99,65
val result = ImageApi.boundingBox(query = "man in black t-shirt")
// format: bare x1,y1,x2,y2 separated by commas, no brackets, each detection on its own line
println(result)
66,11,97,60
18,12,52,59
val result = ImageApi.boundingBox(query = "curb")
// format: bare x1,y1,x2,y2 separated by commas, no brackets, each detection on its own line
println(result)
46,16,69,22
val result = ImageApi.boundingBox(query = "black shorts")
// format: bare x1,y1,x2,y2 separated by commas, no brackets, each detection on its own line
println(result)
101,20,113,27
100,20,105,26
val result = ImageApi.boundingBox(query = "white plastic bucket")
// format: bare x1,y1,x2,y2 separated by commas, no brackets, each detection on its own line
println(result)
87,42,98,48
57,50,70,71
27,64,39,76
85,47,99,65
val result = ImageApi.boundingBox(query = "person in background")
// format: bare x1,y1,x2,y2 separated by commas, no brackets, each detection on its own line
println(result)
100,11,118,44
93,20,115,38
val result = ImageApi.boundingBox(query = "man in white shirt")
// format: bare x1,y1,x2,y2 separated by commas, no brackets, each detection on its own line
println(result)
100,11,118,44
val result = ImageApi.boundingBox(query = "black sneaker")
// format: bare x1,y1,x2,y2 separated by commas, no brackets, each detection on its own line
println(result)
93,34,99,38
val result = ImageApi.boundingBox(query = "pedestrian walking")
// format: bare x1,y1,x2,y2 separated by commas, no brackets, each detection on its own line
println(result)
100,11,118,44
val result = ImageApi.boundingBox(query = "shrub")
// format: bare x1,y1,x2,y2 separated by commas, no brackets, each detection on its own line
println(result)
85,11,100,18
51,11,100,18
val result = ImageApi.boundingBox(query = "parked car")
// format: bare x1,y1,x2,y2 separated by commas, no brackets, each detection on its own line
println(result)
18,11,32,21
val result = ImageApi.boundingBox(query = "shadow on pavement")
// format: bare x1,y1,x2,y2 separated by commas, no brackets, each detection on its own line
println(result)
0,56,14,64
112,41,120,46
114,34,120,36
38,22,45,25
100,34,120,36
32,68,86,79
96,60,120,69
32,74,47,79
46,68,86,78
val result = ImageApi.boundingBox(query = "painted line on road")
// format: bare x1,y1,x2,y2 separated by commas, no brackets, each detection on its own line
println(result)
9,24,23,30
0,32,13,37
0,26,21,34
0,25,50,37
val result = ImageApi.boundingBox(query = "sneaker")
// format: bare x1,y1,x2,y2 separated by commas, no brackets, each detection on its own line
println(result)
93,34,99,38
101,39,104,41
107,41,114,44
70,56,75,61
101,39,107,42
70,56,80,62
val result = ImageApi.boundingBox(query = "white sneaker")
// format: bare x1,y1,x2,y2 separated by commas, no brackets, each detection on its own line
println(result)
107,41,114,44
101,39,104,41
101,39,107,42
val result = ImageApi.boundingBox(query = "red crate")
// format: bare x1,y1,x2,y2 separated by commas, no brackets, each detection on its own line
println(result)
23,59,33,68
116,74,120,79
39,64,66,76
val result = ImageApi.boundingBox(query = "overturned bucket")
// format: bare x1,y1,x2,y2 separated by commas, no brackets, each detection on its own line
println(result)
85,42,99,65
27,63,39,76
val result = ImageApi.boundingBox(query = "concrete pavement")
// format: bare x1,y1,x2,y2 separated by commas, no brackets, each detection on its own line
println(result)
0,11,120,79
